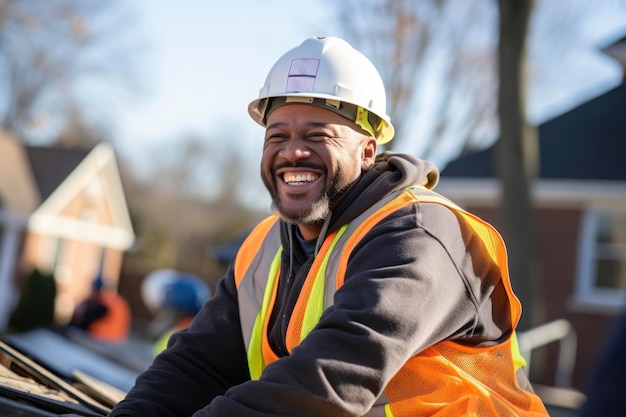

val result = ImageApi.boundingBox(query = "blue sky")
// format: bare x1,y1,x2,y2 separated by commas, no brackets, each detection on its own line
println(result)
116,1,339,175
113,1,626,195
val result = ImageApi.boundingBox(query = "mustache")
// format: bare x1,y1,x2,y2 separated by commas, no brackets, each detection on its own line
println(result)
272,161,326,174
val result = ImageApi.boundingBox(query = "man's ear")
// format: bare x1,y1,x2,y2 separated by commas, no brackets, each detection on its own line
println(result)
361,137,378,172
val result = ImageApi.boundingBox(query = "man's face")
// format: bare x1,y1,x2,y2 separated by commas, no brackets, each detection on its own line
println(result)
261,104,376,235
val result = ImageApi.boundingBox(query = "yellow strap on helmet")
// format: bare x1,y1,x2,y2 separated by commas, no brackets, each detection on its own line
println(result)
355,107,377,138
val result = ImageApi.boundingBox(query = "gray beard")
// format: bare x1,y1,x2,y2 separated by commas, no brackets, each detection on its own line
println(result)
267,169,353,226
271,193,331,226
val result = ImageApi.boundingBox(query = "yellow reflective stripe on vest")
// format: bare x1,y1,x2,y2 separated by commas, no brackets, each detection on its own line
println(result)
248,247,282,380
511,331,527,370
300,224,349,341
235,216,281,355
249,225,350,378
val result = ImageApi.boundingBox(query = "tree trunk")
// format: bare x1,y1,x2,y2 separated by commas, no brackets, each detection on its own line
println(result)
496,0,541,331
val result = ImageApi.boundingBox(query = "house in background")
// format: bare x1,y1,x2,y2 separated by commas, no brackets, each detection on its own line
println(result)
0,131,134,331
437,36,626,391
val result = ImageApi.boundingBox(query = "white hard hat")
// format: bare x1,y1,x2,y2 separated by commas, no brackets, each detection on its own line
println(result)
248,36,395,144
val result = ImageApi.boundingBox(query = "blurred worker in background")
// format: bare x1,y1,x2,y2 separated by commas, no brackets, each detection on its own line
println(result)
68,275,131,344
141,269,211,355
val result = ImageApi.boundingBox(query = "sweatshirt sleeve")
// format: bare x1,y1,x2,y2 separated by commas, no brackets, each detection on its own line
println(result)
186,202,510,416
108,266,250,417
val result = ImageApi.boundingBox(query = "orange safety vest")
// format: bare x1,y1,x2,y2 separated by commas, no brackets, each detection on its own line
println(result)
234,187,548,416
88,290,131,343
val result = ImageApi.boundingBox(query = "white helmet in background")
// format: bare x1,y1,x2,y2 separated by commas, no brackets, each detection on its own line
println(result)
248,36,395,144
141,269,211,316
141,269,178,313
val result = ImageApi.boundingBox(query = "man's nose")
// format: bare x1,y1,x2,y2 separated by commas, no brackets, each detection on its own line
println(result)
278,137,311,161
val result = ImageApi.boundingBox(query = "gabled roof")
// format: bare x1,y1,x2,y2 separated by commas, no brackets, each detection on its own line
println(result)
24,146,91,201
0,132,134,250
29,142,135,250
441,82,626,182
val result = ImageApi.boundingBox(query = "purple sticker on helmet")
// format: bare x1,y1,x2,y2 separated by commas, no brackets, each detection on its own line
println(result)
286,58,320,92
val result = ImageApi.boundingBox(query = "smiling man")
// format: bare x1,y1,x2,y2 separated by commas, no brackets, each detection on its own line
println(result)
108,36,548,417
261,103,376,236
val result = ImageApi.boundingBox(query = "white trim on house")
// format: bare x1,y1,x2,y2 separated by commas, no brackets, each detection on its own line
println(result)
28,142,134,250
28,214,133,249
436,178,626,208
570,209,626,314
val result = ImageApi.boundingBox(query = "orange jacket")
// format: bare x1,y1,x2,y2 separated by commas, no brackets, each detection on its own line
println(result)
87,290,131,343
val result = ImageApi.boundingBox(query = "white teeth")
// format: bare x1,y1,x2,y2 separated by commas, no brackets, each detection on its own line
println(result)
284,173,318,183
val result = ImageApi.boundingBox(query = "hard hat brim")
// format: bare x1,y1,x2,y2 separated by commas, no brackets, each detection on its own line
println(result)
248,93,394,145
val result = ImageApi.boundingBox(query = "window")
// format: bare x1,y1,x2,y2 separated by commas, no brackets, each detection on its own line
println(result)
575,209,626,312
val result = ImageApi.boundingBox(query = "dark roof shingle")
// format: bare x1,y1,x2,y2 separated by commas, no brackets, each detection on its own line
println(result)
24,146,91,200
441,83,626,181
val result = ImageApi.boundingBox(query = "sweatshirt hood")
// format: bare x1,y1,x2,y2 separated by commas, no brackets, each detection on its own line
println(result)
327,152,439,234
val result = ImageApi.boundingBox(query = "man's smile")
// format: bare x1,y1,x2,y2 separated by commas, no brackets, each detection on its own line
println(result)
275,166,323,189
282,171,320,185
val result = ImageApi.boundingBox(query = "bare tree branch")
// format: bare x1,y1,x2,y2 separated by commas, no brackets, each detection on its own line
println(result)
0,0,144,147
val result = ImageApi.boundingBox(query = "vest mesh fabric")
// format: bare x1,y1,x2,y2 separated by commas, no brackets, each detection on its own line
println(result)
384,341,548,416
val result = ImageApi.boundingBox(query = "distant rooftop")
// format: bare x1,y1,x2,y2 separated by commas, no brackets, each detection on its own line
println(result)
441,82,626,181
24,146,91,200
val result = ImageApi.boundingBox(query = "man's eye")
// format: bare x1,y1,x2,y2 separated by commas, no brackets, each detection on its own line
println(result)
308,132,329,140
265,134,287,143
